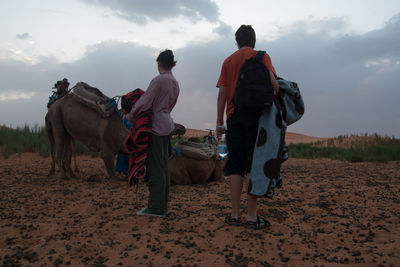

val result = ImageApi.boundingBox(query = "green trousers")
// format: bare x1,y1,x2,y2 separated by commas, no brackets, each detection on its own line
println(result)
146,134,170,214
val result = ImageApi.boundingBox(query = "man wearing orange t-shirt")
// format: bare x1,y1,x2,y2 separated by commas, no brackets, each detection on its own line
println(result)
216,25,279,229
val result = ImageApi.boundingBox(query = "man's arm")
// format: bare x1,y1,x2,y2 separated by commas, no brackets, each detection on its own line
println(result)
126,79,157,122
270,71,279,95
262,53,279,95
216,85,227,139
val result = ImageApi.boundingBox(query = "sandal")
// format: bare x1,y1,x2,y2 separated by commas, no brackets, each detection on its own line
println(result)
245,216,271,230
225,214,242,226
137,208,166,218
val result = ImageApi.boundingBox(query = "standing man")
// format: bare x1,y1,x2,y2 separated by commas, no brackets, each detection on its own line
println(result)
216,25,279,229
127,49,180,217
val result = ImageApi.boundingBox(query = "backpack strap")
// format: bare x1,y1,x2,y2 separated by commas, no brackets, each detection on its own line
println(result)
255,50,266,62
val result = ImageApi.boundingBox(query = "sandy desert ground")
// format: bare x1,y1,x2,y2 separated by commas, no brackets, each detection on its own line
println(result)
1,147,399,267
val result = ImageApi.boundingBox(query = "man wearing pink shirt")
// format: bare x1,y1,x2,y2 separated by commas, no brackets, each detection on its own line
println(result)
127,50,180,217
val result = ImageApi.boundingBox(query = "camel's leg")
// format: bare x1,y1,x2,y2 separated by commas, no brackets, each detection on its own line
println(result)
101,150,116,180
64,139,76,178
47,109,69,179
61,135,77,179
54,134,67,179
49,140,56,175
52,118,70,179
71,141,80,173
46,118,56,175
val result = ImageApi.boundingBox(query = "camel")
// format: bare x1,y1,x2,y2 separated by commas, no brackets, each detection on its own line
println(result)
46,79,79,176
168,137,226,184
46,83,128,179
169,156,225,184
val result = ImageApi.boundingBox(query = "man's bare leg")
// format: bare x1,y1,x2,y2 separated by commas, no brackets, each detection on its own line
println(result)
246,175,258,222
247,195,258,221
230,174,243,218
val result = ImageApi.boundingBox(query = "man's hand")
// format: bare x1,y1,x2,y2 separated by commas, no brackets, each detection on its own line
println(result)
216,86,227,140
216,124,226,140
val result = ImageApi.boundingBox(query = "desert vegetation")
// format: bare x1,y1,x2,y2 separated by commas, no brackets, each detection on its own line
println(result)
0,125,97,158
1,125,399,162
289,134,400,163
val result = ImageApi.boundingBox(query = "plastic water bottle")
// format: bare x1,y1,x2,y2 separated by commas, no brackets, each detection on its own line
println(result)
218,126,228,160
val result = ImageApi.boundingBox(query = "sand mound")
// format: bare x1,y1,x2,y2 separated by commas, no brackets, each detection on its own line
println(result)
184,129,327,144
285,132,327,144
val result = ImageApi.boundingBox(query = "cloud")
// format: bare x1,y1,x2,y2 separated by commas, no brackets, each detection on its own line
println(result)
264,14,400,137
331,14,400,62
82,0,219,25
0,91,36,101
16,32,32,40
1,14,399,137
281,16,350,36
213,21,233,37
0,49,14,60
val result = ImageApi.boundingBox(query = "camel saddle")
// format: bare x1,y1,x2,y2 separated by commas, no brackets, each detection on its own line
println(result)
179,138,217,160
72,82,117,117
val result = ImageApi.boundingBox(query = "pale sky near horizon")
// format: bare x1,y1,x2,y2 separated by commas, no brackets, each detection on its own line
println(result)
1,0,399,137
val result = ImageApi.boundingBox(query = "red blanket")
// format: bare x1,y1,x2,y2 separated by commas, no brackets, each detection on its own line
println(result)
123,89,154,187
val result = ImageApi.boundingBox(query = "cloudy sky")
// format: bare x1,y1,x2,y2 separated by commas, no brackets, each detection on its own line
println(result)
1,0,399,137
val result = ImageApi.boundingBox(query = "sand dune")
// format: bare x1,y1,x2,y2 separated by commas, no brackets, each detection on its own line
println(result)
185,128,326,144
284,132,327,144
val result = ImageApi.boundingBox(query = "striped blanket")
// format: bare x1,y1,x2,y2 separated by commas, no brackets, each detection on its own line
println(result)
124,89,154,187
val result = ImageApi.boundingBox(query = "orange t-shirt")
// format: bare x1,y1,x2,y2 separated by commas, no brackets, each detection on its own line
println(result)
216,47,276,119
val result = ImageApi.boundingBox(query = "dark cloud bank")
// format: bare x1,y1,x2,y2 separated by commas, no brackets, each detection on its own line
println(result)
82,0,219,24
1,14,399,137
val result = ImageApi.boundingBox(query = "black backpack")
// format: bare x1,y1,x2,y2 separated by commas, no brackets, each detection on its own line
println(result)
233,51,274,111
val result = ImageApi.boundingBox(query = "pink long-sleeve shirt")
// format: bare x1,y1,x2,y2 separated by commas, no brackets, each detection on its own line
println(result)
126,71,180,136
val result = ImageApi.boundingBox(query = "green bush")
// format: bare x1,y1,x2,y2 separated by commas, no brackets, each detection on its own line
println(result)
0,124,97,158
288,138,400,163
0,125,48,158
